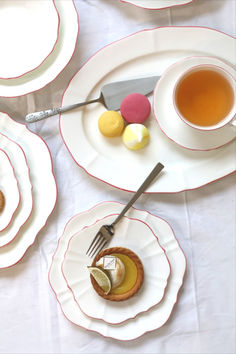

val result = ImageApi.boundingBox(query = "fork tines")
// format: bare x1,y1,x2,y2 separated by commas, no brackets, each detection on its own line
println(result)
86,225,114,258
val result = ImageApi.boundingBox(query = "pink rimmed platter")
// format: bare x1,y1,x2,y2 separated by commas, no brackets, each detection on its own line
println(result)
0,148,20,233
0,133,32,248
0,0,59,79
153,56,236,151
62,214,171,325
49,201,186,341
121,0,194,10
60,27,236,194
0,0,79,97
0,112,57,268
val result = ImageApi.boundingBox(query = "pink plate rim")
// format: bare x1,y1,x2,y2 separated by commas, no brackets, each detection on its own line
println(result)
0,0,60,80
0,0,79,98
0,133,33,247
0,112,58,268
61,213,171,325
0,147,21,233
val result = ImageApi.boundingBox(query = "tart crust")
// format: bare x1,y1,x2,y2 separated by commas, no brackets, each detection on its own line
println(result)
0,190,5,212
90,247,144,301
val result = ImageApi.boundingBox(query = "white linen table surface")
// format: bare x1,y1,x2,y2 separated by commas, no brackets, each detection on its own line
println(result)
0,1,235,353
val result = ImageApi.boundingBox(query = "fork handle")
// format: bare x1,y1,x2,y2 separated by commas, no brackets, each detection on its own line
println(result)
112,162,164,226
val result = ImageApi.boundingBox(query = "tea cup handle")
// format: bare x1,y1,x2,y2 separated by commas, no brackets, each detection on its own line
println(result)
229,115,236,129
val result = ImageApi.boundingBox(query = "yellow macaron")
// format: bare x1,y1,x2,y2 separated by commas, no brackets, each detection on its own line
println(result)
122,124,150,150
98,111,124,137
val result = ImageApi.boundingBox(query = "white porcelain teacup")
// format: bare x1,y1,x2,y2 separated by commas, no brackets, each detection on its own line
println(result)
172,61,236,131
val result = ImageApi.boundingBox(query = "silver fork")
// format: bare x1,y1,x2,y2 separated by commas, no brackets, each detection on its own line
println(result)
86,162,164,258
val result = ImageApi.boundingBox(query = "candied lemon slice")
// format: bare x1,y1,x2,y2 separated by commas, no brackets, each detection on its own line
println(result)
88,266,111,295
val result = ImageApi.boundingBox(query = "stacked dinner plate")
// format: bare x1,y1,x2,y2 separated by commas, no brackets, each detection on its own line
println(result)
49,201,186,340
0,112,57,268
0,0,79,97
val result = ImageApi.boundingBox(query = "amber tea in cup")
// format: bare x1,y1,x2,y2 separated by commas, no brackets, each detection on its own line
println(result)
174,66,235,130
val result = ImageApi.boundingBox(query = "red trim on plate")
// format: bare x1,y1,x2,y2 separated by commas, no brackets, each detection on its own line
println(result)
0,112,58,268
0,0,61,80
0,0,79,98
59,26,236,194
0,148,21,233
0,133,33,247
61,214,171,325
120,0,194,10
49,201,187,341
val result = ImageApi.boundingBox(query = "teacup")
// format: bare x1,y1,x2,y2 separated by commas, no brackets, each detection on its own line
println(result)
173,62,236,131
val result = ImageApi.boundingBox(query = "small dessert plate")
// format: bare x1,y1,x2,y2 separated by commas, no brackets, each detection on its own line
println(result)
121,0,193,10
0,0,59,79
0,148,20,232
153,56,236,151
0,112,57,268
49,201,186,341
0,133,32,247
62,215,171,325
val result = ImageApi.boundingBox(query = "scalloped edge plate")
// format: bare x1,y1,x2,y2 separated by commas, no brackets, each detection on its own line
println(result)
60,26,236,194
0,148,20,232
49,201,186,341
0,0,60,79
0,133,33,247
62,214,171,325
0,0,79,97
0,112,57,268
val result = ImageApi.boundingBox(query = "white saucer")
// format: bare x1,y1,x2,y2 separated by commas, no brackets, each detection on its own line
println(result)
0,133,33,248
121,0,193,10
0,0,59,79
153,56,236,151
0,148,20,233
49,201,186,341
0,112,57,268
0,0,79,97
62,214,171,325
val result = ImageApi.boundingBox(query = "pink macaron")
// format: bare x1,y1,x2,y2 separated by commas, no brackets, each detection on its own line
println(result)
120,93,151,124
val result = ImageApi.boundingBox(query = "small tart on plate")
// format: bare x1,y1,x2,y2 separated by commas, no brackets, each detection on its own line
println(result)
90,247,144,301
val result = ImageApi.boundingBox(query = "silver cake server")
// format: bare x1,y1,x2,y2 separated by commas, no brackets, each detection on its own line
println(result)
25,75,160,123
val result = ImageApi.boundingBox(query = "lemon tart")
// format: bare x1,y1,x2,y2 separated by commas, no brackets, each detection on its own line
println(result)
90,247,144,301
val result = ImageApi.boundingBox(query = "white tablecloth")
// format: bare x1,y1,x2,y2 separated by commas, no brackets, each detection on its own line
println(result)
0,1,235,353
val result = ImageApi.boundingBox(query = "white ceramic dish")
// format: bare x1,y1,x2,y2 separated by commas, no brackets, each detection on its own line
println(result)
0,133,33,248
0,148,20,233
0,112,57,268
121,0,193,10
62,215,171,325
0,0,79,97
153,56,236,151
60,27,236,194
49,201,186,341
0,0,59,79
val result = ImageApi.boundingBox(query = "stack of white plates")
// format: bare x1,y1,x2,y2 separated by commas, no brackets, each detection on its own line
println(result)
49,201,186,340
0,0,79,97
0,112,57,268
